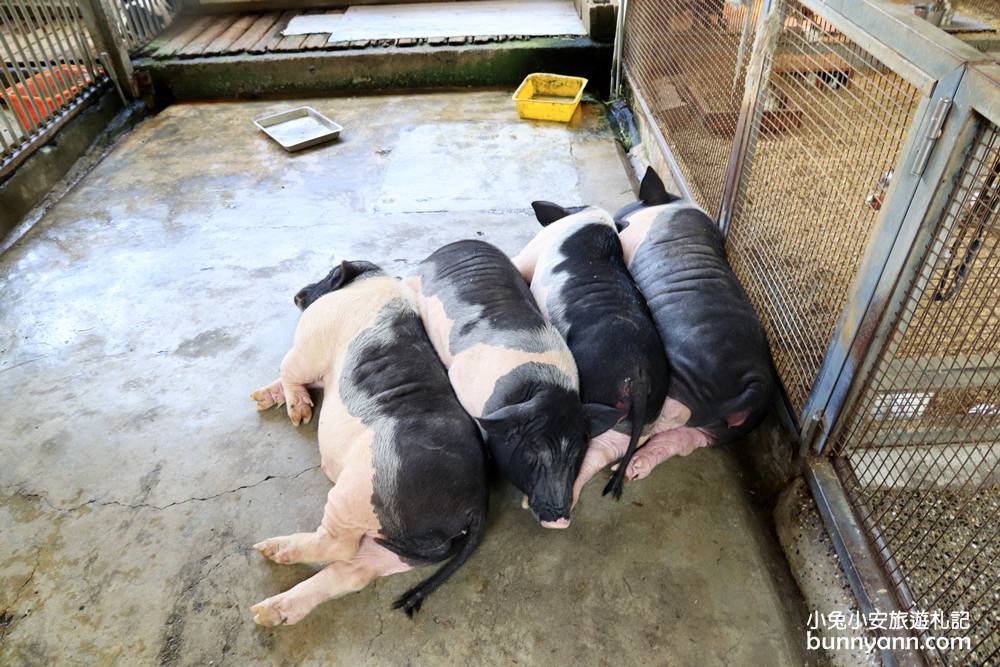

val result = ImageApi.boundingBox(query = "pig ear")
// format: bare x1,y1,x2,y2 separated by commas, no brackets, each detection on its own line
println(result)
474,409,515,444
477,400,527,428
639,167,680,205
333,260,360,289
583,403,625,437
330,260,377,290
477,393,546,431
531,201,571,227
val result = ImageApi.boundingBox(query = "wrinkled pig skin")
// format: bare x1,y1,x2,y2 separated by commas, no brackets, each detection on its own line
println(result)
615,168,775,481
249,261,488,625
406,240,621,528
511,205,669,501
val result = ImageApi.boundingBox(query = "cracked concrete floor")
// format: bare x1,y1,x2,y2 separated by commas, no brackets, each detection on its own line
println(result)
0,91,809,666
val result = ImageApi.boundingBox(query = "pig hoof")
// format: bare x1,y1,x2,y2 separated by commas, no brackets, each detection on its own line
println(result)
254,537,300,565
251,379,285,411
289,404,312,426
251,596,304,627
286,391,314,426
251,382,285,411
626,460,651,481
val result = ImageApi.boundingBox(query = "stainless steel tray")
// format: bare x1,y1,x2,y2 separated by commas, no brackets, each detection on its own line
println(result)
253,106,343,152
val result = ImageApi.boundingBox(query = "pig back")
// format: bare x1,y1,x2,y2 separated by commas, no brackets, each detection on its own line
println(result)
535,222,668,430
417,240,556,356
339,296,487,553
629,207,772,430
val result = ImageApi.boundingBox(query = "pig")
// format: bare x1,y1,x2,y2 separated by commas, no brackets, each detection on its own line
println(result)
511,204,669,501
612,167,775,481
405,240,622,528
248,260,487,625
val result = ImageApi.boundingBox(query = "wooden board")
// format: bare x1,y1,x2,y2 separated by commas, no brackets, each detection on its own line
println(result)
176,15,239,56
228,12,282,53
203,14,260,54
250,10,295,54
773,52,853,77
150,16,217,57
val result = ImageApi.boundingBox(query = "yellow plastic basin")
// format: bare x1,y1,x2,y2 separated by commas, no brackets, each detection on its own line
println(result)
512,73,588,123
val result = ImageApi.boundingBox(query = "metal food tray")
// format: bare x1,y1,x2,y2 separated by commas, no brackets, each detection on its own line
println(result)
253,106,342,152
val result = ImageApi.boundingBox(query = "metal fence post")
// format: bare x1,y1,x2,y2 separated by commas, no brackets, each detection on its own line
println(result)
78,0,138,100
718,0,781,234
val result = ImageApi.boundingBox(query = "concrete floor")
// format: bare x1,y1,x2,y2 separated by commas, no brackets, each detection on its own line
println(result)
0,91,808,666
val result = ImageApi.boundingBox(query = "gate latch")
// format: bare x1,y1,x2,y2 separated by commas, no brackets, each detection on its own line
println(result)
911,96,953,176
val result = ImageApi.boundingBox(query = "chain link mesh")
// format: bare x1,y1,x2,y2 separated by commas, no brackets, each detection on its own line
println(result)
723,0,922,415
834,119,1000,665
622,0,762,213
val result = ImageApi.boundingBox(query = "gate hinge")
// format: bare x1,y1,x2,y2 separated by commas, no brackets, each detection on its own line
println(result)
910,96,953,176
801,411,828,456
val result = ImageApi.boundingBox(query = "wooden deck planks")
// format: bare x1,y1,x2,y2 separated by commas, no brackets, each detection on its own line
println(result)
151,15,217,57
250,10,296,54
175,14,240,56
298,11,342,50
203,13,259,54
227,12,281,53
301,31,331,50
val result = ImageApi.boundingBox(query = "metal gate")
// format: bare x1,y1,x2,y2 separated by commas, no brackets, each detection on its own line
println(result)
1,0,176,176
821,63,1000,666
619,1,999,664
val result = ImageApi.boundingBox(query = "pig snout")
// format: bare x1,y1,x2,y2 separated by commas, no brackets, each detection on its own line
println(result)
528,477,574,528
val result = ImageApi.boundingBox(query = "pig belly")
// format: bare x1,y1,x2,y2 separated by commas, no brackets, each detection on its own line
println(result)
317,386,371,483
448,343,574,417
318,437,381,541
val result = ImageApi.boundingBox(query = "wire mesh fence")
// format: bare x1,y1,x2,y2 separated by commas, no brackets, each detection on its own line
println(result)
723,0,922,415
0,0,106,166
832,117,1000,666
952,0,1000,32
621,0,998,662
621,0,763,213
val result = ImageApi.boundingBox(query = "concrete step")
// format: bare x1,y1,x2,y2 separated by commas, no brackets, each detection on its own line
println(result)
135,36,611,101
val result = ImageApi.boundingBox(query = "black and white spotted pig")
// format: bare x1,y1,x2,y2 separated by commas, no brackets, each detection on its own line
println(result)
249,261,487,624
511,205,669,501
613,168,775,481
405,240,621,529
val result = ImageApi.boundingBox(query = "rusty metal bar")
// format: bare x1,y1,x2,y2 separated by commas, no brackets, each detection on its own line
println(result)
806,458,927,667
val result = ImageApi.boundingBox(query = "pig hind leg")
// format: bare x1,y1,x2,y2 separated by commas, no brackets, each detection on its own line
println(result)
572,430,635,507
255,485,365,565
281,380,314,426
251,377,324,418
626,427,710,481
251,536,412,626
251,379,286,411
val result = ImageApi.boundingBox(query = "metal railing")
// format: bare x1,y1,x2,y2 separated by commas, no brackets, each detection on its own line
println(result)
1,0,105,169
1,0,175,176
111,0,176,52
619,1,999,664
